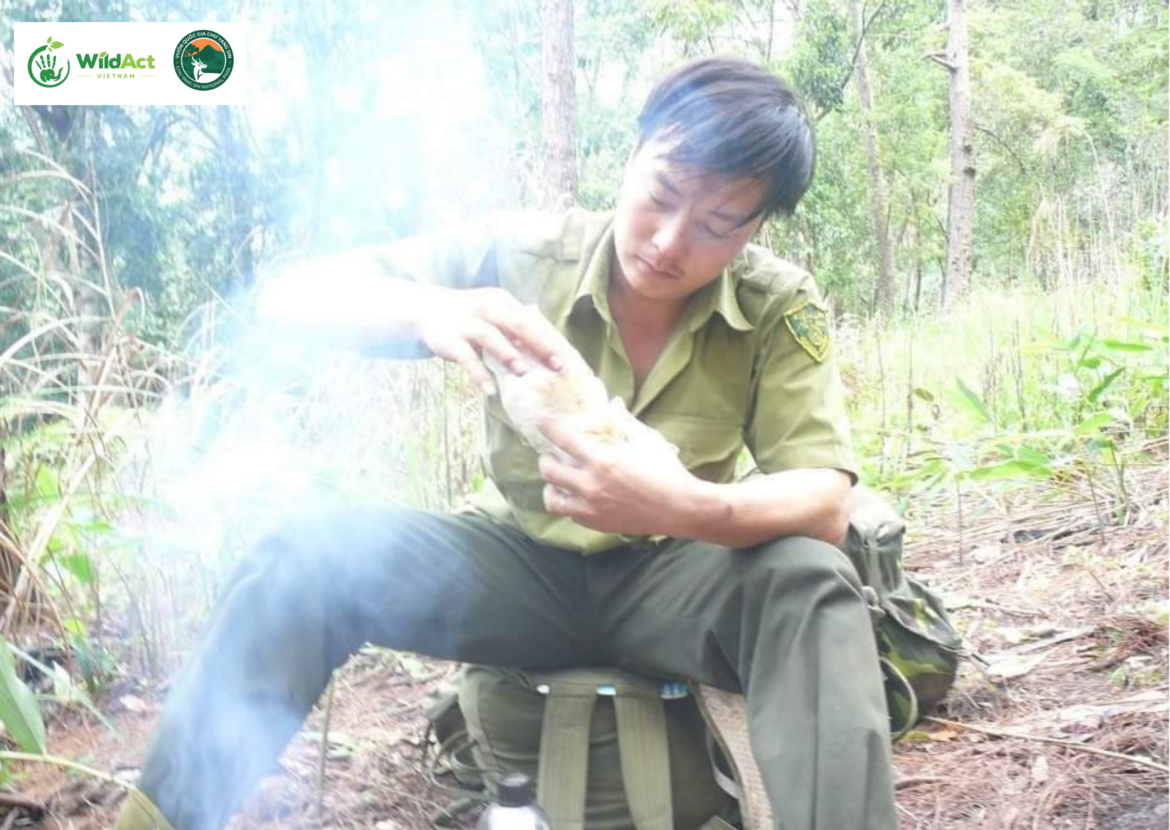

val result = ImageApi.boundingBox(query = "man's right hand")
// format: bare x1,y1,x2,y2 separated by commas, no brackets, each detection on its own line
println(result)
417,287,570,395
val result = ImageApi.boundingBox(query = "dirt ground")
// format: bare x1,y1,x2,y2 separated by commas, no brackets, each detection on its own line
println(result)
4,469,1167,830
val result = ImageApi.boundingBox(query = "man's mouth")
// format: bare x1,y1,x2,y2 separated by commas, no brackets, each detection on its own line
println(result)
638,256,680,280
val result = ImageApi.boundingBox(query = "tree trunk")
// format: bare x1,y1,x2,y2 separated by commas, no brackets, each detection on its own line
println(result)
216,107,256,293
538,0,578,210
903,205,916,313
851,0,895,319
0,442,18,600
942,0,975,311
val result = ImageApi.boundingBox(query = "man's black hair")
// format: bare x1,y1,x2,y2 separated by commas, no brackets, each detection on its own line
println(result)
635,58,815,221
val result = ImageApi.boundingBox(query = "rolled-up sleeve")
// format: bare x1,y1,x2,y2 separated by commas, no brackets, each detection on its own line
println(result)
361,218,499,291
743,282,858,482
342,219,501,359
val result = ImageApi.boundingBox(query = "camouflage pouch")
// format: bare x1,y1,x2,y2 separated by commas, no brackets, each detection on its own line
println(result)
844,486,963,739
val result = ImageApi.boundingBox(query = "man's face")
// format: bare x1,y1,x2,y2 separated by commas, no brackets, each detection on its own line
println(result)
611,139,767,308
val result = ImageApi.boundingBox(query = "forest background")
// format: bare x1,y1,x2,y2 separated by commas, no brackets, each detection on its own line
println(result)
0,0,1165,825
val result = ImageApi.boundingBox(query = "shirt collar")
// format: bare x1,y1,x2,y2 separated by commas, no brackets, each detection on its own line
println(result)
563,222,615,323
560,215,754,333
680,260,754,333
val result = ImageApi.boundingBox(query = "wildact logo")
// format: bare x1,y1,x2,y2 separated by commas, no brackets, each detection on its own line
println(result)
27,36,70,88
76,50,156,77
174,29,234,90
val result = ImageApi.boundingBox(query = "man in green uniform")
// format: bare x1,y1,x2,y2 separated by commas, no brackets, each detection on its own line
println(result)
116,58,898,830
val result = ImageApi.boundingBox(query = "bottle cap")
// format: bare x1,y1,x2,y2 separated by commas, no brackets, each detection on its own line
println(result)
497,772,535,807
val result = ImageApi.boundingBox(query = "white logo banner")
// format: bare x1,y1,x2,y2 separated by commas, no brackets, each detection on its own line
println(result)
14,22,248,105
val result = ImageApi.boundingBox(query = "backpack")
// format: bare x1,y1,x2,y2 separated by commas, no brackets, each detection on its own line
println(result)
421,486,962,830
844,486,963,737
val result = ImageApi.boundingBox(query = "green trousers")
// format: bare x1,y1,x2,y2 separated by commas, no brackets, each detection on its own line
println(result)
132,507,898,830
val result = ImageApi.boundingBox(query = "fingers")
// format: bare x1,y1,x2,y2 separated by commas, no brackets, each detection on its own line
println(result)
538,453,588,493
480,300,567,373
543,483,586,518
425,288,573,388
443,338,498,395
463,320,527,376
543,484,569,514
537,416,600,463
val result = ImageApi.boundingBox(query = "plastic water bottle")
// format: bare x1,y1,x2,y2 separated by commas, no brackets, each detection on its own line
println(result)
477,773,551,830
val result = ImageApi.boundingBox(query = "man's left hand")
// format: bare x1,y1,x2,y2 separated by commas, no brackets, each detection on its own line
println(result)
536,415,696,536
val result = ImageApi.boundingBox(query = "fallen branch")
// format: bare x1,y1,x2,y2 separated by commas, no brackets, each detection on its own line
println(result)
1012,625,1097,655
894,775,943,790
0,792,44,812
923,716,1170,774
0,752,160,819
966,597,1047,618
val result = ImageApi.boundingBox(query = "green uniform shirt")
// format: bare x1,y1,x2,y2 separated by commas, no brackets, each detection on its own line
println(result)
370,209,856,554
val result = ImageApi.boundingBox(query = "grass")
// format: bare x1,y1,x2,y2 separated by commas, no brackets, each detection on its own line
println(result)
837,271,1168,516
1,244,482,680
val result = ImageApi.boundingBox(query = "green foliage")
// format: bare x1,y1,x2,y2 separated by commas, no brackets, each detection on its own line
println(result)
3,0,1163,326
66,625,119,695
648,0,736,52
841,278,1168,507
783,0,853,116
0,638,47,755
574,0,653,209
6,641,116,728
772,102,874,305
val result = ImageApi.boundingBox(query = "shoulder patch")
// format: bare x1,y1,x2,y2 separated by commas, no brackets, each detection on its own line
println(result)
783,299,831,362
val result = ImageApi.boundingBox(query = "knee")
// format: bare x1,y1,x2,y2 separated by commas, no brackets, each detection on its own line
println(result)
234,506,409,598
740,535,864,601
220,531,318,611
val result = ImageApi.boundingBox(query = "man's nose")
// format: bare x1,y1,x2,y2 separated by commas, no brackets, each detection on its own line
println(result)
651,212,689,261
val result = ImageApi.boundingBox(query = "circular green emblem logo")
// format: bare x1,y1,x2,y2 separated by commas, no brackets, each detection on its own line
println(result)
174,30,234,90
28,37,70,88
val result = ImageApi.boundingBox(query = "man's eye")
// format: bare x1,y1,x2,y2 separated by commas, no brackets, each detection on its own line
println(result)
701,224,734,239
646,189,670,208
